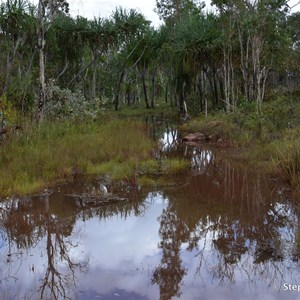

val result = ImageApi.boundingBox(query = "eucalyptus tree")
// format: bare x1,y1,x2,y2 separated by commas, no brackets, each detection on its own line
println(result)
211,0,239,112
238,0,289,111
212,0,290,113
286,12,300,90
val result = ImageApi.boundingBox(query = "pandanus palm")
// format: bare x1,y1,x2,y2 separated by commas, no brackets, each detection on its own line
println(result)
111,7,151,110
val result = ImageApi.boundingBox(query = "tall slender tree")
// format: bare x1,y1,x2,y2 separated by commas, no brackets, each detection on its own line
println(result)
37,0,69,121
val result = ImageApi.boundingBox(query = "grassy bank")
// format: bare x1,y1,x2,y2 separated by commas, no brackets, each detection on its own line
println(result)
0,119,152,195
180,97,300,188
0,118,188,197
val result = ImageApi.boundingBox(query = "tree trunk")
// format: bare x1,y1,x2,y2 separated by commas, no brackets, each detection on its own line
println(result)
207,70,215,109
37,0,46,122
141,74,150,109
213,69,218,106
165,84,168,103
92,63,97,99
114,71,125,111
202,70,208,118
151,75,155,108
125,86,131,106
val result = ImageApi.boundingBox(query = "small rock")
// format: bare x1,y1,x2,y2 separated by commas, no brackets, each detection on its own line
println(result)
182,132,207,142
99,184,108,194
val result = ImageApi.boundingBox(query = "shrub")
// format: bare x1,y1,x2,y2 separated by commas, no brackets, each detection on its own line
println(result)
44,80,106,120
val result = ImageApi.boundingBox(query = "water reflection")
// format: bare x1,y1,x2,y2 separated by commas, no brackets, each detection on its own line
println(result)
152,204,187,300
153,150,300,299
158,126,179,153
0,181,154,299
0,149,299,299
0,193,90,299
145,114,179,153
185,146,214,174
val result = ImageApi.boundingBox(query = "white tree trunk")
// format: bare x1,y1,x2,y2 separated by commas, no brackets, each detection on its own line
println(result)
37,0,46,121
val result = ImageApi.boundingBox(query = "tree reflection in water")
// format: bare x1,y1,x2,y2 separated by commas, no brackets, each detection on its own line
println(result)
0,192,89,299
0,146,299,299
0,181,149,299
152,202,187,300
152,145,300,299
38,193,89,300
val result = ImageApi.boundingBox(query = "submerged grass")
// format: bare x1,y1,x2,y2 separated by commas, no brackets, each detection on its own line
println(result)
0,119,155,196
138,158,189,188
140,158,189,175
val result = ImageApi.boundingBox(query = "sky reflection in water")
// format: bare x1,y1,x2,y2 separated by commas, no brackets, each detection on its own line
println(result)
0,146,299,300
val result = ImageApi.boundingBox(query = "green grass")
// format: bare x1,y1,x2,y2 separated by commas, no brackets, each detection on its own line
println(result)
140,158,189,175
137,158,189,188
86,160,137,180
0,119,155,196
161,158,190,174
0,116,192,197
269,134,300,187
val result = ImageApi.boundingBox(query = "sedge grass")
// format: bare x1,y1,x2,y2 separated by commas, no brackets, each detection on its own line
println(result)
0,119,155,196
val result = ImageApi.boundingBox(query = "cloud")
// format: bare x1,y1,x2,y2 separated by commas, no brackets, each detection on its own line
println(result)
69,0,161,26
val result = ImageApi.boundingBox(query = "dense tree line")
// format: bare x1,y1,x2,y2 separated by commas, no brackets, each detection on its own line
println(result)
0,0,300,123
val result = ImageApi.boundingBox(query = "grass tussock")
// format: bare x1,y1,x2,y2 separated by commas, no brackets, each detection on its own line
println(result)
162,158,190,174
138,158,189,187
270,134,300,187
0,119,155,196
140,158,189,175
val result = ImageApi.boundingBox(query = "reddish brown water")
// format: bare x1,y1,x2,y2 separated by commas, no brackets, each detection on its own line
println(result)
0,141,300,299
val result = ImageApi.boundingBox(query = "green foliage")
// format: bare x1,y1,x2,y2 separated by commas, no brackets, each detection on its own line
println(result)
0,0,300,193
229,97,295,142
7,86,35,113
272,134,300,187
45,81,106,120
0,95,18,127
155,0,205,24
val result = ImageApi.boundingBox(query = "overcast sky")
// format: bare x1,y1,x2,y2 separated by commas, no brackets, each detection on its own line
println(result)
69,0,162,27
32,0,300,27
